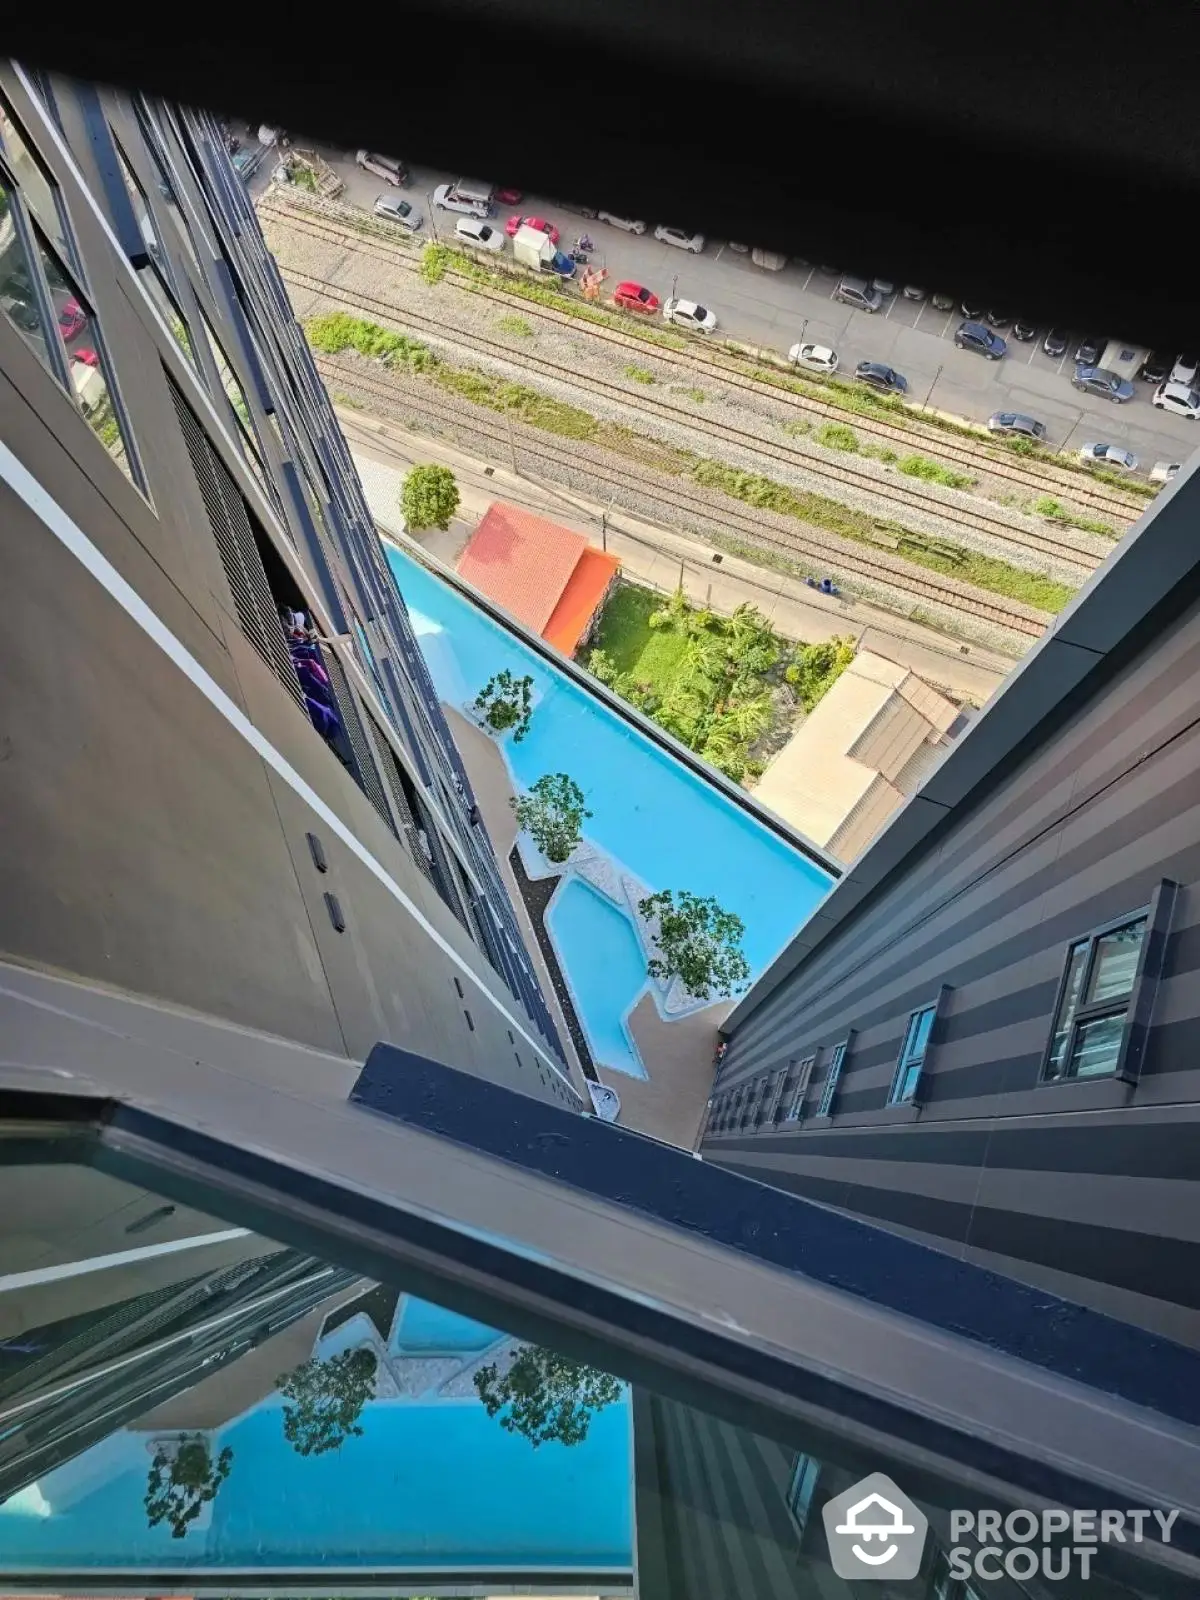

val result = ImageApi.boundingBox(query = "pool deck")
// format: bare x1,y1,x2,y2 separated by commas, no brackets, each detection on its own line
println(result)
445,707,725,1148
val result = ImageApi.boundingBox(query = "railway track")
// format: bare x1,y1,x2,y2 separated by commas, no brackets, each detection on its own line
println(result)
261,196,1146,526
316,349,1047,645
280,257,1101,583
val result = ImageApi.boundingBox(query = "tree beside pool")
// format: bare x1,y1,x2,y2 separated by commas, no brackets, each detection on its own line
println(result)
474,670,534,741
638,888,751,1001
512,772,592,863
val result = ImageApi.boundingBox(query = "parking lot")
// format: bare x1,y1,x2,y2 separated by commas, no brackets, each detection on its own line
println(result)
257,139,1199,477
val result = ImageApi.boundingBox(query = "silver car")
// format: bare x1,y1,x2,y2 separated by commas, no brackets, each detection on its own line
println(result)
373,193,423,231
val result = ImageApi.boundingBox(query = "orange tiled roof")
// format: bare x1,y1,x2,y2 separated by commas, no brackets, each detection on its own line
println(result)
544,546,620,656
456,503,587,634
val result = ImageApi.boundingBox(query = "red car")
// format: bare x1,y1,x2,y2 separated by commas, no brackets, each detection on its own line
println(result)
505,214,560,244
58,297,87,339
71,346,100,368
613,281,660,314
495,187,523,205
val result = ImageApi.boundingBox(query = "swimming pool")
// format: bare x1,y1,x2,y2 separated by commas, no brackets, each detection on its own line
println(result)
391,1295,499,1355
547,878,649,1077
384,544,833,1057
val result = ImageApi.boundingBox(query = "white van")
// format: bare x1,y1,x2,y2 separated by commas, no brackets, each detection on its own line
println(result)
436,179,495,217
356,150,408,186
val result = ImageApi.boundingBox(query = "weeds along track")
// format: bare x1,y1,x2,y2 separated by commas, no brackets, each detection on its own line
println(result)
279,259,1103,584
261,196,1145,528
317,349,1047,649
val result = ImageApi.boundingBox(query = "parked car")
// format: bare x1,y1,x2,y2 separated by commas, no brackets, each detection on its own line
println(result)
1074,335,1103,366
1169,352,1200,386
960,299,986,319
549,198,599,218
788,341,838,373
663,297,717,332
1150,460,1181,484
931,292,955,311
612,281,660,313
987,411,1047,440
955,320,1007,360
598,211,647,234
454,217,504,252
1072,365,1134,402
433,182,491,218
902,285,926,301
871,277,895,296
986,309,1012,328
495,186,523,205
1079,442,1139,471
1140,352,1171,383
1043,327,1070,357
505,214,559,244
834,275,883,312
728,241,750,253
373,194,423,231
548,250,576,280
654,225,706,253
356,150,407,186
1011,318,1037,342
58,297,87,339
855,360,908,394
1153,380,1200,418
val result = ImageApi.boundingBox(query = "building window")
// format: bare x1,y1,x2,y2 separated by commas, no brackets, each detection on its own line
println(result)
0,93,75,269
0,174,55,371
763,1067,788,1125
786,1055,816,1122
817,1039,849,1117
785,1454,821,1542
1042,914,1148,1082
890,1003,937,1104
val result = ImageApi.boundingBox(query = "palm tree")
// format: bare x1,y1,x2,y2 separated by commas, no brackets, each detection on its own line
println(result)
648,586,690,631
719,693,774,743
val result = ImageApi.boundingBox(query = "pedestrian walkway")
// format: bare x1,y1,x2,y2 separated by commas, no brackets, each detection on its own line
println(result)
340,406,1016,703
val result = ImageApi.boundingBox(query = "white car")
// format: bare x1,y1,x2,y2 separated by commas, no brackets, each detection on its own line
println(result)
655,225,705,253
597,211,647,234
433,183,490,218
788,341,838,374
663,297,717,333
455,217,504,252
1079,442,1139,472
373,193,423,231
1169,352,1199,386
1153,380,1200,418
1150,460,1181,484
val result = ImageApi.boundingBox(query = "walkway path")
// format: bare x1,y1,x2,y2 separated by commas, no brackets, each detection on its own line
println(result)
340,406,1015,705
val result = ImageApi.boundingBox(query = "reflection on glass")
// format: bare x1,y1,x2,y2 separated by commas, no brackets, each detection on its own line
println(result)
0,176,52,370
139,261,199,371
33,233,137,485
0,1138,1186,1599
132,100,204,278
1087,919,1144,1004
0,93,73,266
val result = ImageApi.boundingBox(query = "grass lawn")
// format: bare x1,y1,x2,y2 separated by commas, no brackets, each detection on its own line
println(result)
590,582,690,693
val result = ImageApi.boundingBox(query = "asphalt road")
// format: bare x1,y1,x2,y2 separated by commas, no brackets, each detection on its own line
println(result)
255,138,1199,477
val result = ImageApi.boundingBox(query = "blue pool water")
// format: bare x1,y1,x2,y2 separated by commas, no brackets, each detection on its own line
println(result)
0,1394,633,1572
547,879,649,1076
391,1294,499,1354
385,547,833,979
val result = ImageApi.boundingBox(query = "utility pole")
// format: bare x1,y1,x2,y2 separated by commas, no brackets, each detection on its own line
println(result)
1059,408,1086,457
506,412,518,474
601,490,614,551
922,364,942,413
427,193,439,240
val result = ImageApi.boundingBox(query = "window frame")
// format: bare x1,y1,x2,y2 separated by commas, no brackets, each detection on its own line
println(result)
784,1452,821,1542
1039,883,1176,1087
817,1032,855,1118
888,988,950,1106
784,1054,817,1123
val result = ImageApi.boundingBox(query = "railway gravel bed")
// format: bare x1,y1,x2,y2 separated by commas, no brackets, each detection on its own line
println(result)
278,252,1101,594
317,347,1044,656
260,193,1148,528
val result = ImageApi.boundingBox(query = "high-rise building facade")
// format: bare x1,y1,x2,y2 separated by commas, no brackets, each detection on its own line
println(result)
704,462,1200,1350
0,63,577,1106
2,57,1200,1600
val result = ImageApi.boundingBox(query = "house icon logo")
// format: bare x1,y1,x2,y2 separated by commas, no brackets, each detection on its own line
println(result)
822,1471,928,1579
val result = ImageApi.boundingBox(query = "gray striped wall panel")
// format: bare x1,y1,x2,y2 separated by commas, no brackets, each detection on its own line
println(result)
704,593,1200,1344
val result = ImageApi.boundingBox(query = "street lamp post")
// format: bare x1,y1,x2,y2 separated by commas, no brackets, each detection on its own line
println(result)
923,364,942,413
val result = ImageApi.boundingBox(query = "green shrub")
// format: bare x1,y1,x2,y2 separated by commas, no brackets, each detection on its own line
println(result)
420,243,453,284
815,422,860,452
625,364,656,384
897,454,975,489
876,447,898,464
682,386,707,403
1033,495,1115,538
785,636,856,710
497,314,534,337
782,418,811,436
